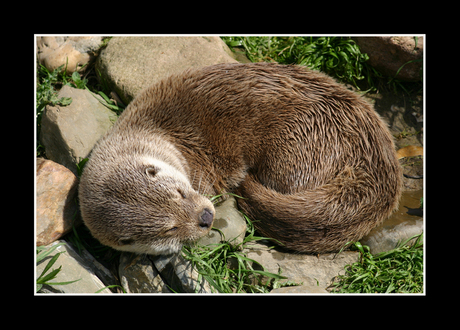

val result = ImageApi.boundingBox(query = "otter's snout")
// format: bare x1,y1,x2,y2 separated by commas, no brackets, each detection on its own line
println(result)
199,208,214,229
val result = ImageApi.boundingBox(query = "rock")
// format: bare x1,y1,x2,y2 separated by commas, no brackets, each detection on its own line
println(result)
400,156,423,191
353,36,423,82
96,36,238,104
396,146,423,191
119,252,211,293
151,253,211,293
197,196,247,249
363,89,423,190
37,36,102,73
36,240,115,294
39,85,117,175
363,88,423,145
360,190,423,254
36,158,79,246
244,242,360,291
119,253,172,293
270,284,328,294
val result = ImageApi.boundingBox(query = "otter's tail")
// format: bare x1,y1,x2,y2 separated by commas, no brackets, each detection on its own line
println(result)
235,167,401,254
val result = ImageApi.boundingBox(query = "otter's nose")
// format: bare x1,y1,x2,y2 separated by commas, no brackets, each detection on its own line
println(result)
199,208,214,229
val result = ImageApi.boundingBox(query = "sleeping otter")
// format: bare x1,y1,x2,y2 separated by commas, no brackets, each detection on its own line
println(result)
79,62,402,255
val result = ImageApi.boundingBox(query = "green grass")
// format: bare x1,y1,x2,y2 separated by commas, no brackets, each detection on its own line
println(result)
36,64,73,119
223,36,371,89
330,233,424,293
222,36,422,94
182,211,291,293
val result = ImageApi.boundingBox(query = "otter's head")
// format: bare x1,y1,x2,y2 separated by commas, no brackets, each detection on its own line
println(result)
79,154,215,255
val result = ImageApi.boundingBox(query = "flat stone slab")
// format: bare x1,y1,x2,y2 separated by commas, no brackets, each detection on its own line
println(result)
96,36,237,104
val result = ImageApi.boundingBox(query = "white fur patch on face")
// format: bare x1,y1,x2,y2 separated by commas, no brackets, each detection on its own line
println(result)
141,156,189,184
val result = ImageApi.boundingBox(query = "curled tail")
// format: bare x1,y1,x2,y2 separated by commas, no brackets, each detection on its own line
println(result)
235,166,401,254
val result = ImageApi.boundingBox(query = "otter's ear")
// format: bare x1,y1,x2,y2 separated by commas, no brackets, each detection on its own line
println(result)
145,166,160,177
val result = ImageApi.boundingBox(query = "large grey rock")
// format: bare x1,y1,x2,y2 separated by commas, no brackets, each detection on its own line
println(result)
119,252,211,293
353,36,423,82
119,253,172,293
244,242,360,291
96,36,238,104
39,85,117,175
151,253,211,293
360,190,423,254
36,158,79,246
36,240,115,294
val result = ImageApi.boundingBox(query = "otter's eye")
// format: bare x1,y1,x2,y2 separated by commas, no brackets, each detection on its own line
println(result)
119,237,134,245
145,167,158,177
178,189,187,199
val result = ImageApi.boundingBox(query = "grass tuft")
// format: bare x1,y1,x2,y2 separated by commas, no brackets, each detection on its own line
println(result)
222,36,422,94
36,242,81,292
330,233,424,293
182,211,289,293
223,36,373,90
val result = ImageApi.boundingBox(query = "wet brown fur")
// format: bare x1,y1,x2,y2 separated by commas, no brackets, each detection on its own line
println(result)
79,62,402,254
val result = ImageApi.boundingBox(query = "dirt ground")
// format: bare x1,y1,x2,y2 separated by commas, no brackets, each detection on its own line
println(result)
364,89,423,149
364,88,424,191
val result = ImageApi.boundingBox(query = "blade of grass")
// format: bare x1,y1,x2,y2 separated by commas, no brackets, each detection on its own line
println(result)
36,242,66,263
37,251,66,280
